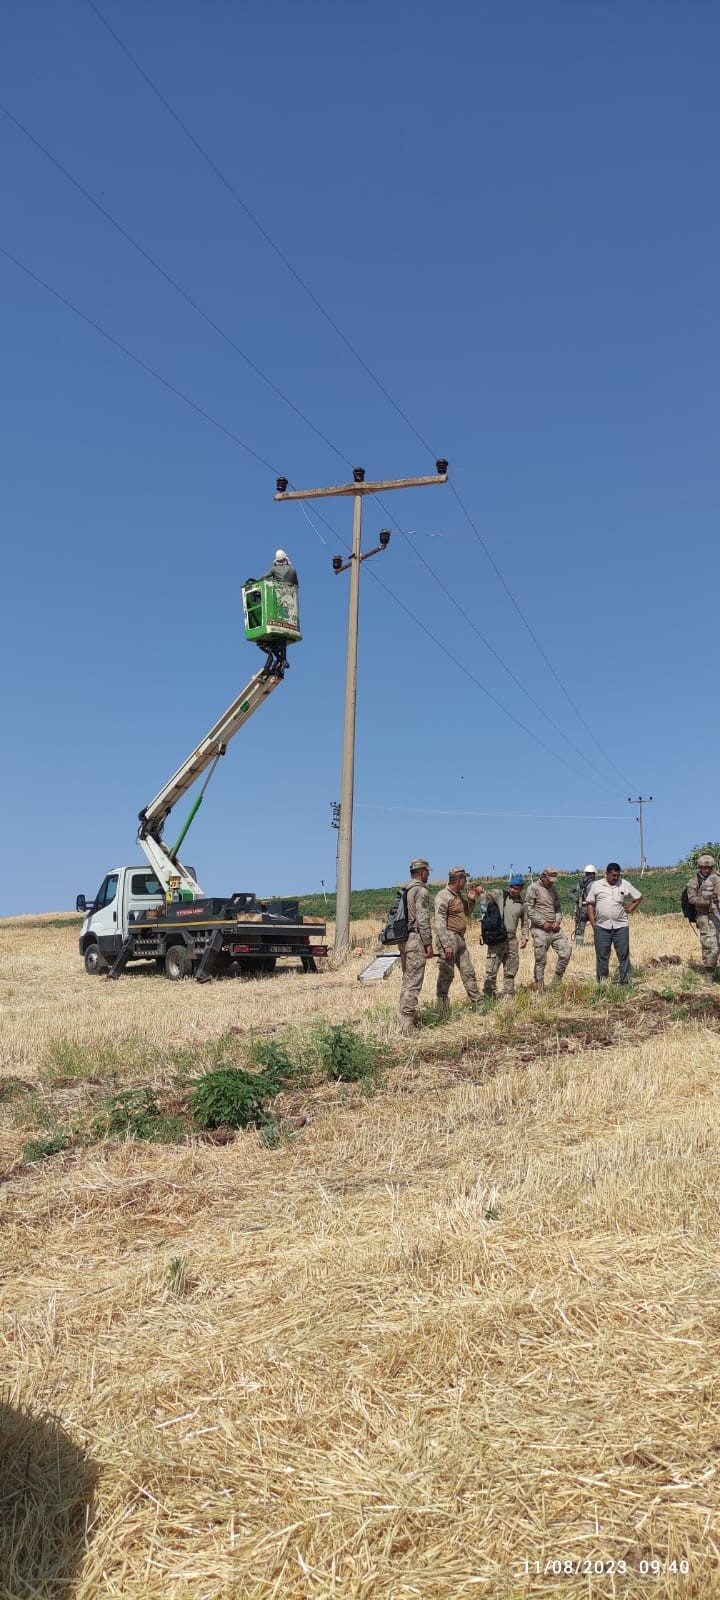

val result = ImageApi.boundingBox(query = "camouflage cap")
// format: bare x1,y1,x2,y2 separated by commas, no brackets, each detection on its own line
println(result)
409,858,430,873
448,865,469,880
698,853,717,868
542,866,560,879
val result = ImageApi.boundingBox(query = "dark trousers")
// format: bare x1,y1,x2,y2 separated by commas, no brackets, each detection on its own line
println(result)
594,924,631,984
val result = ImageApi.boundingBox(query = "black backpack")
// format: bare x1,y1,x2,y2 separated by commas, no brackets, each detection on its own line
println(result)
681,881,698,924
481,895,506,946
380,887,410,945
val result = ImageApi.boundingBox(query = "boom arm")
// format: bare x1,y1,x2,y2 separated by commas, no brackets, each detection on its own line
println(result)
138,666,285,896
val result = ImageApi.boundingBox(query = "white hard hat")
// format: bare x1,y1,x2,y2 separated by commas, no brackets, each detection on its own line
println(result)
584,864,596,873
274,549,289,562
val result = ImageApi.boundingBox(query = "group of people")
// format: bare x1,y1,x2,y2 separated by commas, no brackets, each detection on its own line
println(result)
398,860,643,1032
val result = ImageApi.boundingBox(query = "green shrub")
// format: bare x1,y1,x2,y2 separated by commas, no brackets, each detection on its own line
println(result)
317,1023,387,1083
189,1067,277,1130
250,1039,300,1085
93,1087,186,1144
22,1130,71,1163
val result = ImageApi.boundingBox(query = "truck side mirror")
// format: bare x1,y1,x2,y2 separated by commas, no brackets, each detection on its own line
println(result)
76,894,87,913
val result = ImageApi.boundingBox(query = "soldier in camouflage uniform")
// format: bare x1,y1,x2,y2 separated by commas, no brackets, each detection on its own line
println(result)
525,867,572,988
399,859,434,1032
482,874,529,998
686,853,720,978
435,867,481,1011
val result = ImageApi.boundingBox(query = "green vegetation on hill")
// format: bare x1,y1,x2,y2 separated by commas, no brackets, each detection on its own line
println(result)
298,867,686,923
2,868,688,930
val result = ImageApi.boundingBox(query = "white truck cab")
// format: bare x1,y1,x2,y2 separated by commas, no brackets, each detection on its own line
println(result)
77,866,166,973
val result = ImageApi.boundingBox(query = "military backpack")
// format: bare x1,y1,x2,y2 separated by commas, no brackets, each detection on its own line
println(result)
380,887,411,945
681,881,698,924
481,895,506,946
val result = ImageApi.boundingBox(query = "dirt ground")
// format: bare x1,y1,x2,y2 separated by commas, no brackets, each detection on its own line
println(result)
2,912,719,1598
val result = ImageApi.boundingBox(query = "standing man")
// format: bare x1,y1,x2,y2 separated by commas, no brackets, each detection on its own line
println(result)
482,874,529,999
685,853,720,979
435,867,482,1012
399,859,434,1032
586,862,642,985
525,868,572,989
573,865,598,947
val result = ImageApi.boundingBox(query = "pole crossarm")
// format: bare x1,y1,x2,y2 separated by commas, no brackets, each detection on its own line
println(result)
275,472,447,501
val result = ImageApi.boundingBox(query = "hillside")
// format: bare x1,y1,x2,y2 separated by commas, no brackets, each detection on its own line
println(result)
299,865,686,923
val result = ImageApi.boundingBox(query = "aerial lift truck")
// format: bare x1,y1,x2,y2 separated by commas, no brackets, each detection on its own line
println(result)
76,560,326,981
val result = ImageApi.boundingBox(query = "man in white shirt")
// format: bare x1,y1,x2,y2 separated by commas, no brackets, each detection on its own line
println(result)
586,862,642,985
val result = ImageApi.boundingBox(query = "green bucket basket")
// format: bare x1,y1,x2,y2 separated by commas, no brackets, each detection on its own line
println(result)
241,578,302,645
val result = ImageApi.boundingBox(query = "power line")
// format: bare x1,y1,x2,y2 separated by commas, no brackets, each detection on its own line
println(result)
369,492,624,797
83,0,632,793
4,80,614,789
448,482,634,790
359,804,632,820
85,0,436,460
365,563,618,792
0,243,281,475
307,499,627,796
0,99,352,469
4,234,630,800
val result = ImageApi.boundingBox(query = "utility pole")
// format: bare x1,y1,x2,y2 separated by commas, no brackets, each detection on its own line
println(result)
276,462,448,955
628,795,653,875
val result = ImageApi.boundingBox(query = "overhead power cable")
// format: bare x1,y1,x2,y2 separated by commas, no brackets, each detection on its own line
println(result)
303,498,624,796
85,0,436,460
449,481,634,789
0,100,353,469
84,0,633,793
358,804,632,821
0,244,280,475
369,491,625,797
1,95,628,792
2,234,629,796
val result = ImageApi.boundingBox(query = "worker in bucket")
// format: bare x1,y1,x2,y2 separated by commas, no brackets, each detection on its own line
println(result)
245,550,298,587
263,549,298,585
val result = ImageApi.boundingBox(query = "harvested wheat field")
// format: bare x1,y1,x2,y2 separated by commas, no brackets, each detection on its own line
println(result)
2,910,720,1598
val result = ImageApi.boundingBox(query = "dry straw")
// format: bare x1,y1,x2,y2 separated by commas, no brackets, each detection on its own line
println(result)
1,914,719,1596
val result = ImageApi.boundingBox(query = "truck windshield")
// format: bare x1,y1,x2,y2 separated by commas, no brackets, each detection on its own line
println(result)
96,875,118,908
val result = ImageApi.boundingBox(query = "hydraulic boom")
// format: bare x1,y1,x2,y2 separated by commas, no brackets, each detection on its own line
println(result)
137,664,285,897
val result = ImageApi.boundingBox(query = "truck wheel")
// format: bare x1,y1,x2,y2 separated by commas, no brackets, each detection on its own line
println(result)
84,944,108,975
165,944,191,981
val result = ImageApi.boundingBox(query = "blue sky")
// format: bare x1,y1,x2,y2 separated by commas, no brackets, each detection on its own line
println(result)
2,0,718,914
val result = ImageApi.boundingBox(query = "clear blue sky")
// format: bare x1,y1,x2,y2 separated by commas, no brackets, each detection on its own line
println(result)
2,1,718,914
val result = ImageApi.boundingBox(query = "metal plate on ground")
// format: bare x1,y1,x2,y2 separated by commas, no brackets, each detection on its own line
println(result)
357,952,401,983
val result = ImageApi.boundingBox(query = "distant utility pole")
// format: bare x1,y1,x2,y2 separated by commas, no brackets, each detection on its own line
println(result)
277,462,448,955
628,795,653,875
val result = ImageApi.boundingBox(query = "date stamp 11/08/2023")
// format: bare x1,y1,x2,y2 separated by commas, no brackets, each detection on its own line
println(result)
522,1556,692,1579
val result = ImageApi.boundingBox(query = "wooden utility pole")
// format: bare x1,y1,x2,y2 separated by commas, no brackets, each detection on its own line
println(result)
276,462,448,955
628,795,653,875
